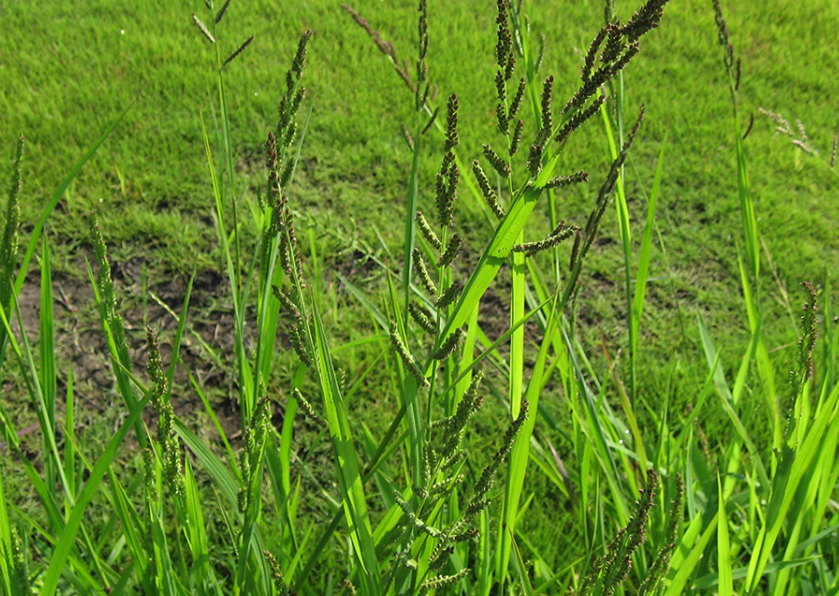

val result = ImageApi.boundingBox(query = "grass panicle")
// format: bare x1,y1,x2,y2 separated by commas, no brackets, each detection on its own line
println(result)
146,326,183,497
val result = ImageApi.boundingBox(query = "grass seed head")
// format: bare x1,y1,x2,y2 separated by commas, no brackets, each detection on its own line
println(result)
293,387,326,428
482,144,511,178
540,75,555,136
472,160,504,218
556,95,605,144
431,330,460,361
214,0,232,24
416,210,442,249
222,34,254,68
527,143,544,177
435,281,461,309
0,135,23,313
389,323,429,386
192,14,215,44
409,301,437,334
510,118,524,156
509,78,526,120
437,233,462,267
413,248,438,295
444,93,459,151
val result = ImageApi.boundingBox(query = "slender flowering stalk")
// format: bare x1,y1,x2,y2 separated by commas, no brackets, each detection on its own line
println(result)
555,95,605,144
342,4,415,91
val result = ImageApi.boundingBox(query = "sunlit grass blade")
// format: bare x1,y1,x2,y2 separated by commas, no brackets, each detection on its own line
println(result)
41,395,149,595
498,295,557,584
662,512,718,596
717,474,733,596
309,295,381,595
746,381,839,590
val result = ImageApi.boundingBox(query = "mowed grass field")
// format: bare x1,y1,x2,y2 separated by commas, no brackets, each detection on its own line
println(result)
1,0,839,593
2,0,838,369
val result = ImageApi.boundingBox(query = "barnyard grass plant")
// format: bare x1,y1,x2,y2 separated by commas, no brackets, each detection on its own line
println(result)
0,0,837,594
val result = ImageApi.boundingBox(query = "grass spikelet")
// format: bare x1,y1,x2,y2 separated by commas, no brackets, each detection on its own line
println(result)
271,284,301,319
431,331,460,361
401,122,415,151
342,4,414,91
712,0,736,75
422,106,439,135
544,170,589,189
147,326,183,497
444,93,459,151
437,233,462,267
589,471,657,596
555,96,605,144
582,27,608,82
508,79,526,124
394,492,443,538
831,128,838,168
409,301,437,334
222,35,254,68
527,143,544,177
0,135,23,320
623,0,669,42
435,158,459,227
579,105,645,265
11,528,29,594
413,248,438,295
390,323,428,386
482,144,511,178
638,474,684,596
89,215,131,366
438,372,483,459
293,387,326,428
513,222,578,257
472,160,505,218
214,0,232,24
538,75,555,142
288,323,313,366
472,400,528,504
416,0,429,109
264,550,291,596
416,211,441,249
191,13,216,44
435,281,461,309
421,567,470,592
510,118,524,156
790,282,818,395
